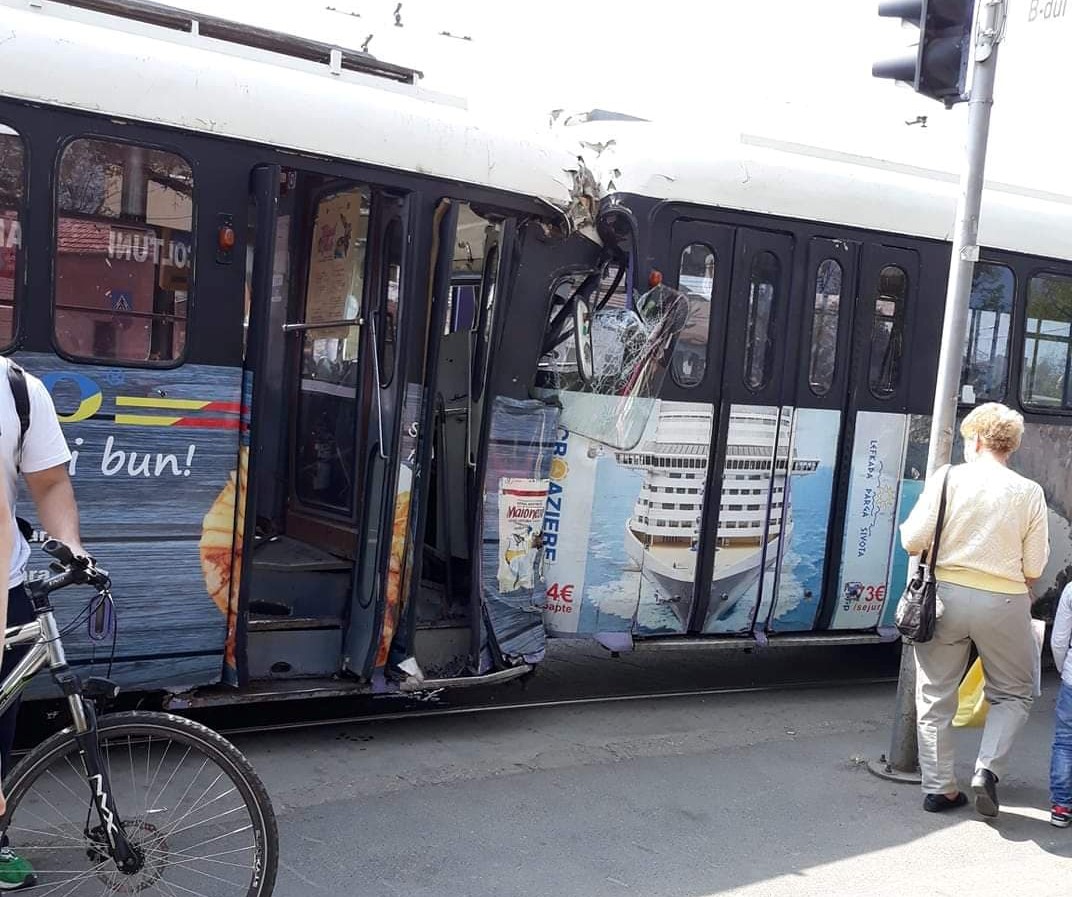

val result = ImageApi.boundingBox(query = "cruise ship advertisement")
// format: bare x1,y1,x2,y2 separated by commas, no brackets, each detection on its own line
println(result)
537,388,1072,639
542,400,849,637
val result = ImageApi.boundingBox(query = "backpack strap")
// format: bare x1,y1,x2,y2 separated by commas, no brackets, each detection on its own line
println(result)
5,358,30,472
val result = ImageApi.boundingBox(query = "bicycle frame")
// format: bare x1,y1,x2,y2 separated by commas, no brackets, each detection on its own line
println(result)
0,612,84,727
1,581,141,872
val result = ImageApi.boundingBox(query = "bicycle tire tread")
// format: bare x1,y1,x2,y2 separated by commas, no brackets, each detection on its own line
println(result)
2,710,278,897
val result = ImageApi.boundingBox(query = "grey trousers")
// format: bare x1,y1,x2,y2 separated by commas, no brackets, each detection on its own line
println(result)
914,581,1035,794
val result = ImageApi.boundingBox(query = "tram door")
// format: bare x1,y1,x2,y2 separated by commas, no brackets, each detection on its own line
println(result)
243,166,402,682
697,228,797,635
762,237,860,633
658,223,796,637
821,244,922,631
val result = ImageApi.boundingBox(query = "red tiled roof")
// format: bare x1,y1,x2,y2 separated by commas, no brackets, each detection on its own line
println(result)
57,218,111,255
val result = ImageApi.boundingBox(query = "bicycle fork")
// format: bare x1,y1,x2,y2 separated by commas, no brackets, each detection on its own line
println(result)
69,699,141,874
45,609,142,875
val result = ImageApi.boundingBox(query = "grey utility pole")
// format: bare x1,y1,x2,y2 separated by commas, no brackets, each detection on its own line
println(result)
870,0,1007,783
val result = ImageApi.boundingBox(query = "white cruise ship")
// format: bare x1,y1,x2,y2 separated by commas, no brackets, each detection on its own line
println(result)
615,403,818,627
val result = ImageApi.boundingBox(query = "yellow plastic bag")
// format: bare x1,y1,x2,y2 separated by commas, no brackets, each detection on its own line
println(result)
953,657,988,728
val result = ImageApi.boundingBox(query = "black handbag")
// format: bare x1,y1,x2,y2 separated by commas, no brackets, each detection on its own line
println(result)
894,469,950,644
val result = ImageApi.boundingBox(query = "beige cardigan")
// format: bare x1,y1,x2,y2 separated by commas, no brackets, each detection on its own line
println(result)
899,457,1049,595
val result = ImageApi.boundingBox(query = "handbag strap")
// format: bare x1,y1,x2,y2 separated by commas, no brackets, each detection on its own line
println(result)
922,469,951,566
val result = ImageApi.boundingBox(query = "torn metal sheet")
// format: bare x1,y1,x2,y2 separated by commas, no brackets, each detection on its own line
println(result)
479,397,561,665
562,156,603,245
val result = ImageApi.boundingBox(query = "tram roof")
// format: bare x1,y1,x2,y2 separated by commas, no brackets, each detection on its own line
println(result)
580,125,1072,264
0,0,579,211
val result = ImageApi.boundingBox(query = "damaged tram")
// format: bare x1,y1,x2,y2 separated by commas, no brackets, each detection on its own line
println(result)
3,0,1071,710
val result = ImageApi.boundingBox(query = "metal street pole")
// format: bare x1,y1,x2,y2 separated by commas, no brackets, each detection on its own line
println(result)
869,0,1006,784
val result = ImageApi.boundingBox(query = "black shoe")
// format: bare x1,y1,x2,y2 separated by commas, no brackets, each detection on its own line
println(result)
971,769,999,818
923,792,967,812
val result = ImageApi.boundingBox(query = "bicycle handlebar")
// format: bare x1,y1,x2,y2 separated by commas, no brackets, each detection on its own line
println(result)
43,539,75,566
38,539,111,592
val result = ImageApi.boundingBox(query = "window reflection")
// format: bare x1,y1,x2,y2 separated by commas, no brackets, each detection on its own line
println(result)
673,243,715,388
54,139,193,363
377,218,403,386
1022,271,1072,410
294,187,370,515
0,126,23,348
744,251,779,391
808,259,842,396
869,265,907,398
961,264,1013,403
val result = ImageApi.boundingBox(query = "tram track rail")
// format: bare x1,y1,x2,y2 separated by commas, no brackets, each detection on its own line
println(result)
13,643,905,753
210,673,901,739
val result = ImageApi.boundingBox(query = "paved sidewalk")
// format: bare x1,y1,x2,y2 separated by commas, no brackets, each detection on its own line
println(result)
238,668,1070,897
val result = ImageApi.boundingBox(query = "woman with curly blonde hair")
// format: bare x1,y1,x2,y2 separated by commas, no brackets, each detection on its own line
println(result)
900,402,1049,818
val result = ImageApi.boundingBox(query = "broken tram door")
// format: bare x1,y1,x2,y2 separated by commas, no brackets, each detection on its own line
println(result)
241,167,407,684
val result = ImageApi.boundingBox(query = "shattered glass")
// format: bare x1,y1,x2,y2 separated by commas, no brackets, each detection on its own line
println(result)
536,283,689,451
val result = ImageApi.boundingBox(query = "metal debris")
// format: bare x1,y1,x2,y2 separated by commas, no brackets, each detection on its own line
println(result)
563,156,602,244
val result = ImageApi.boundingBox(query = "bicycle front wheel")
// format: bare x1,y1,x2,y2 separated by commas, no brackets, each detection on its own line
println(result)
1,710,278,896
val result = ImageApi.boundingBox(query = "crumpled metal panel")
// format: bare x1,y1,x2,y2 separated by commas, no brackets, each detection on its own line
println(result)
478,396,560,664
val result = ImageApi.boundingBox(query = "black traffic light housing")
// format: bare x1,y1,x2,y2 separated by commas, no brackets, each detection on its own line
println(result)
873,0,975,106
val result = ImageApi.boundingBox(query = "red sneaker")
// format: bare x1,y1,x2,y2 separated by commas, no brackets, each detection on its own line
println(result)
1051,805,1071,828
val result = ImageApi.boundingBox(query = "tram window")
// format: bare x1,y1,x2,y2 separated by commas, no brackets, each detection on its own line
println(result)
537,271,591,375
1021,271,1072,410
960,263,1014,403
598,256,631,311
54,138,193,364
868,265,907,398
376,217,403,387
808,259,842,396
294,186,370,516
470,243,499,400
744,251,779,391
0,126,24,349
673,243,715,388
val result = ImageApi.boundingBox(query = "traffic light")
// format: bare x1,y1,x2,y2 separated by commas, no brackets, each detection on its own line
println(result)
873,0,975,106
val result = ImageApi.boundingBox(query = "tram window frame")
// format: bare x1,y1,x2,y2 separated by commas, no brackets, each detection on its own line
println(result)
52,135,196,368
469,242,499,402
743,250,780,392
960,262,1014,404
868,265,908,399
1020,269,1072,412
291,183,372,520
0,123,25,352
807,258,843,397
375,215,403,388
672,242,716,389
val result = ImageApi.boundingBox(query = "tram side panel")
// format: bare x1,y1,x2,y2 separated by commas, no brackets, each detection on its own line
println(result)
17,356,240,696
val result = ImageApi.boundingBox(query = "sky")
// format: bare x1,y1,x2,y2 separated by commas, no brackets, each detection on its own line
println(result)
169,0,1071,195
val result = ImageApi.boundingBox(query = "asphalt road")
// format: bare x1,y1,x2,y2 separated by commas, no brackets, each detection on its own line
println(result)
221,645,1068,897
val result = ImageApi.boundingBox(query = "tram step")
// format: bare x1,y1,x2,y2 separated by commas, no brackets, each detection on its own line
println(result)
247,626,344,679
251,536,351,572
247,570,350,619
165,677,373,709
247,615,343,632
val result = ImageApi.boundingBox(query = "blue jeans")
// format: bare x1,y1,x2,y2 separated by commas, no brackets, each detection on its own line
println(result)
1050,681,1072,806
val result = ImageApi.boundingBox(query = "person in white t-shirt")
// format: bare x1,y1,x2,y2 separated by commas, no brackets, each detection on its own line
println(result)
0,361,84,889
0,472,11,819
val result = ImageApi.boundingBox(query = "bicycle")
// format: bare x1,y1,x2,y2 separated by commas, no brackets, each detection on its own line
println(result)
0,540,278,895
